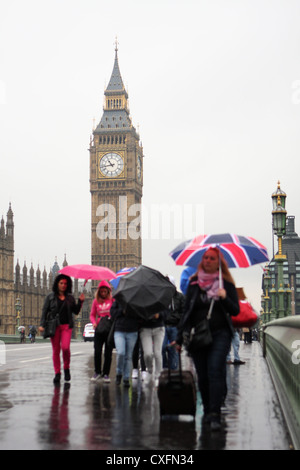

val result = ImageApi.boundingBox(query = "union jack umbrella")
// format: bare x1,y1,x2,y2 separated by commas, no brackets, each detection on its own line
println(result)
110,267,137,289
170,233,269,269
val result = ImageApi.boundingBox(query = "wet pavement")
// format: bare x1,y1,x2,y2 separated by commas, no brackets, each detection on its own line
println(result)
0,340,293,451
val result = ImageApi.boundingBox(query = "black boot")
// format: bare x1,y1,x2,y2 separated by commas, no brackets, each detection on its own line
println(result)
64,369,71,382
210,413,221,431
116,375,122,385
53,373,61,385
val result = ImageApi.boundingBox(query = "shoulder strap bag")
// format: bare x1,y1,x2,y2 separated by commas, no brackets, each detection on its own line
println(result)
95,315,113,336
43,300,65,339
184,299,214,353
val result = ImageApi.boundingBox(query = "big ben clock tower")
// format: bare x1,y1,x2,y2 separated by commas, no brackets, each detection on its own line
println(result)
89,42,143,273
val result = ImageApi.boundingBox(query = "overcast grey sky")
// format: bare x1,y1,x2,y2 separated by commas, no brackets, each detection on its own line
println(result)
1,0,300,311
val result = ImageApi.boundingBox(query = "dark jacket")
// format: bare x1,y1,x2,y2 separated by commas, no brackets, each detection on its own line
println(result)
139,310,167,329
110,301,139,333
161,291,185,327
176,276,239,345
40,292,83,329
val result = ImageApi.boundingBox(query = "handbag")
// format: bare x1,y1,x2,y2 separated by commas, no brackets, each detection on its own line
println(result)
43,299,65,339
107,318,116,348
44,315,59,339
184,299,214,352
95,315,112,336
231,301,258,328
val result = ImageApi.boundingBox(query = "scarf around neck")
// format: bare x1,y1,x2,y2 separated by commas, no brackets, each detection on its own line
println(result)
196,270,220,300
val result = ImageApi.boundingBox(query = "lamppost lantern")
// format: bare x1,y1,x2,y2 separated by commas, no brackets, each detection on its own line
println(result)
271,180,286,211
272,196,287,236
272,182,287,258
15,297,21,317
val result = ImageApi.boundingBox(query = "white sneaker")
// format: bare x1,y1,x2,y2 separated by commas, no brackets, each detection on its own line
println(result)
91,373,101,382
142,371,150,382
131,368,139,379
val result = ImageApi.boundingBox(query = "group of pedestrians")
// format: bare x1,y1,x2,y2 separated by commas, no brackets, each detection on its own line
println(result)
90,277,185,388
39,246,242,432
18,325,37,343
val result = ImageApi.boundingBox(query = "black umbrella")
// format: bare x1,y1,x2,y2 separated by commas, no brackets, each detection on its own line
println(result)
114,265,176,320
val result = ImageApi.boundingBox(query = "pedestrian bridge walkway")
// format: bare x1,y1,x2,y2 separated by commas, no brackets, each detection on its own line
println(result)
0,339,295,451
208,340,292,450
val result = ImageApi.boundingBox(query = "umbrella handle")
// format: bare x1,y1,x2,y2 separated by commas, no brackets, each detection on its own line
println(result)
219,248,224,289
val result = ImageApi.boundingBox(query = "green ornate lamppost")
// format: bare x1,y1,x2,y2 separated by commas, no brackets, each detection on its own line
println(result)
262,264,271,323
15,297,22,335
271,181,287,318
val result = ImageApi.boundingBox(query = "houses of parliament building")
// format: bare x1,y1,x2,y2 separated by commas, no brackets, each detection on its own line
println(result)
0,43,143,335
0,204,69,334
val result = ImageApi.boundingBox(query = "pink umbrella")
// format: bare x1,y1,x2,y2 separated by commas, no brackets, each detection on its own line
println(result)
58,264,117,284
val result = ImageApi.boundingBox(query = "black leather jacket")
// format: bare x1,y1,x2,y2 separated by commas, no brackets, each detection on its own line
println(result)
176,276,239,345
161,291,185,327
40,292,83,329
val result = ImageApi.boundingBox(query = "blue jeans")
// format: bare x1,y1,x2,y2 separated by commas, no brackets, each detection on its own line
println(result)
114,331,138,380
192,328,231,415
227,330,241,361
162,326,178,369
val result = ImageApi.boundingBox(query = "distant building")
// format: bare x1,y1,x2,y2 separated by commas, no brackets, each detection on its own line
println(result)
265,215,300,315
0,205,92,335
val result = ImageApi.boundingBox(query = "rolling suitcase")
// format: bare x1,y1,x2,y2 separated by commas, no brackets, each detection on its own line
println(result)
157,353,197,418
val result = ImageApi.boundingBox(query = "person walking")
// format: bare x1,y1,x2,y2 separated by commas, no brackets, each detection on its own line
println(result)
174,247,239,431
110,300,139,387
139,311,166,387
161,277,185,370
20,327,25,344
29,325,37,343
39,274,85,385
227,329,245,364
131,333,146,380
90,281,114,383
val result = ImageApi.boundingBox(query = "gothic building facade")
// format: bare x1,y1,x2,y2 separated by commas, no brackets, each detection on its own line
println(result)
0,206,93,336
0,204,15,334
0,205,68,334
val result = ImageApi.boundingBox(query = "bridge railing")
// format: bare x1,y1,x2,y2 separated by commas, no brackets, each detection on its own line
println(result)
262,316,300,450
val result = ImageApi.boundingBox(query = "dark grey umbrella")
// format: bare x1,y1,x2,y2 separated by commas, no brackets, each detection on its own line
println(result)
114,265,176,320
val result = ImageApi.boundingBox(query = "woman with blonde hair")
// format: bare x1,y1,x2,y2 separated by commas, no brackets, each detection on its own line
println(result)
174,247,239,431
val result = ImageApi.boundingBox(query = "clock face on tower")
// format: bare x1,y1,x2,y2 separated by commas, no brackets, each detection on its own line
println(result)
99,152,124,178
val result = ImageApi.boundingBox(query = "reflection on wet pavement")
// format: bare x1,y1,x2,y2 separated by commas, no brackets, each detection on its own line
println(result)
0,341,292,450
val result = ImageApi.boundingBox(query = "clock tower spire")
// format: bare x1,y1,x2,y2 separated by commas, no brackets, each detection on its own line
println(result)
89,43,143,273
